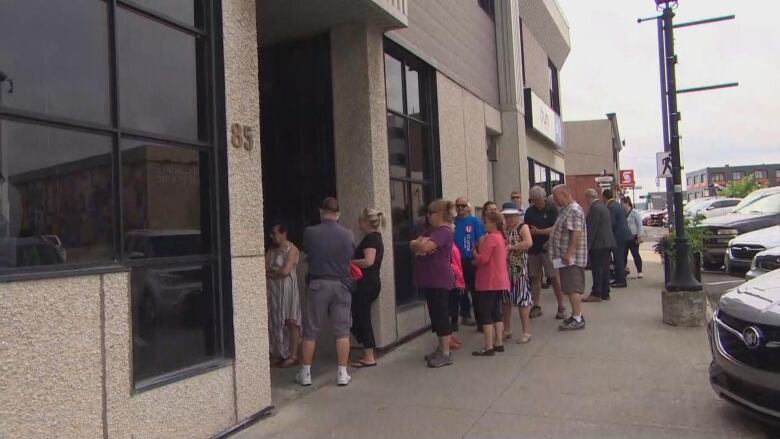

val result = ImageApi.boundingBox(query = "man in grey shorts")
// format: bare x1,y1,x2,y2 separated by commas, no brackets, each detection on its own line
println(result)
550,185,588,331
295,197,356,387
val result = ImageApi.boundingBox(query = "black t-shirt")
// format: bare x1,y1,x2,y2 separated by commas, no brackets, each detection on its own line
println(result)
524,202,558,255
355,232,384,282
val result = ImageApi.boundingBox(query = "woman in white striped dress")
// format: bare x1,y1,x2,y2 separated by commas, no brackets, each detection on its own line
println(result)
500,202,534,344
266,223,302,368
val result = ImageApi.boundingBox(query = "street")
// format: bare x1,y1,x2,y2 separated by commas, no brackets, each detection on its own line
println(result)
234,239,772,439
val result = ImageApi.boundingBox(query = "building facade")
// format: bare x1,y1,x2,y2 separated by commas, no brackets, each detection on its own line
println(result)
1,1,570,437
686,163,780,200
562,114,623,209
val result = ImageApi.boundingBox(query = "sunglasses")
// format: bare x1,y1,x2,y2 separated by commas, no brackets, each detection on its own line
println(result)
456,204,468,208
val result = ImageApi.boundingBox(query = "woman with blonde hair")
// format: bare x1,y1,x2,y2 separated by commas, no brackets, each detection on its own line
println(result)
411,199,457,368
350,208,386,368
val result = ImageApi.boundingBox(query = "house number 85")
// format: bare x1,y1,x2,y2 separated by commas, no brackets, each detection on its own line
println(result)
231,123,253,151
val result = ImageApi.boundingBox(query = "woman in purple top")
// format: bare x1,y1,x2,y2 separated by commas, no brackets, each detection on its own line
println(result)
411,199,456,368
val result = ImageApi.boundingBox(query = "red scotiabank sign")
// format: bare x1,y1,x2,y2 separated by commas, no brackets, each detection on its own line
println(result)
619,169,635,187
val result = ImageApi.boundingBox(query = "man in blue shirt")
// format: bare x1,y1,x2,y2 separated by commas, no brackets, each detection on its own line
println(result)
454,197,484,326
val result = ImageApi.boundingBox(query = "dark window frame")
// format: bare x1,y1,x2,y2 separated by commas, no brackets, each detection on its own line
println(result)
528,158,563,195
0,0,233,390
383,38,441,307
548,59,561,114
519,20,526,88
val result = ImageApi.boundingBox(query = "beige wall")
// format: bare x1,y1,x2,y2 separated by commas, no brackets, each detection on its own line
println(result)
1,1,269,438
563,119,615,176
528,134,566,174
437,72,501,207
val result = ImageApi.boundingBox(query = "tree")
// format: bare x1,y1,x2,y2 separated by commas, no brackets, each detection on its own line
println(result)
718,174,759,198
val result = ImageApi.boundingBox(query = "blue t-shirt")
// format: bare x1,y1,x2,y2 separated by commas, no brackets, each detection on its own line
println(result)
454,215,484,259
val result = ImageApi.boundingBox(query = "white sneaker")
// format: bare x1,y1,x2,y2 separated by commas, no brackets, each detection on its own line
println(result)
336,373,352,386
637,273,644,279
295,369,312,386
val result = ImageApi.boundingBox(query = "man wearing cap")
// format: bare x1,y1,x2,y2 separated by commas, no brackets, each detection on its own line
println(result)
296,197,356,387
454,197,484,327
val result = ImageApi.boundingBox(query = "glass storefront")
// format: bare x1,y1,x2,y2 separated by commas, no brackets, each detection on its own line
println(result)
384,39,440,306
528,158,564,196
0,0,230,389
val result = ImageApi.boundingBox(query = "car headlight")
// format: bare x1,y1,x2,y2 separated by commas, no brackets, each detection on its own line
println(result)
717,228,739,235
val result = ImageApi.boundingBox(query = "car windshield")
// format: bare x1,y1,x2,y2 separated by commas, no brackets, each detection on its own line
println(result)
733,193,780,214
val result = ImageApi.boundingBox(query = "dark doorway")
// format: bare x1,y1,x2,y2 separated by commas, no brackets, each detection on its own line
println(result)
260,34,336,247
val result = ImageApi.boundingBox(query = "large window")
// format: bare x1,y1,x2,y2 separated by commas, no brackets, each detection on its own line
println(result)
754,170,767,179
732,171,743,181
0,0,230,389
528,159,563,196
384,39,439,306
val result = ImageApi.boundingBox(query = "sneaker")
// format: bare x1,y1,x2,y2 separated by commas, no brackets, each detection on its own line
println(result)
637,273,644,279
427,351,454,368
555,306,567,320
559,316,586,331
529,305,543,318
336,373,352,386
562,316,575,325
295,369,312,386
424,347,441,362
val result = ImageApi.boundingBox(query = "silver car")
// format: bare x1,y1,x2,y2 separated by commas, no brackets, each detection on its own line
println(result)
746,246,780,280
708,269,780,424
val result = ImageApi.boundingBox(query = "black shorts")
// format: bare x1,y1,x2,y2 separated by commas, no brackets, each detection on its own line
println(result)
474,291,502,326
424,288,453,336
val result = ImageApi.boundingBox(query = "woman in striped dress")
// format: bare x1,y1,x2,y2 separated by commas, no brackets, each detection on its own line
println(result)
266,222,302,368
500,202,534,344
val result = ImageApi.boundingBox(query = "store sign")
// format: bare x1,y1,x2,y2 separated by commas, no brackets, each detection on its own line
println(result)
619,169,635,187
524,89,563,149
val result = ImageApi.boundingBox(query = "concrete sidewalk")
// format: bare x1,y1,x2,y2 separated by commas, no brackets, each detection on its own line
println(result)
234,247,769,439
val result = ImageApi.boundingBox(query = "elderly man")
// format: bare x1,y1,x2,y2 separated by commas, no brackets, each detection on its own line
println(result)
550,185,588,331
524,186,567,319
583,189,615,302
296,197,356,387
454,197,484,326
602,189,632,288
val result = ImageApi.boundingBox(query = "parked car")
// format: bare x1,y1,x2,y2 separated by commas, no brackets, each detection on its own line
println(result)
685,197,741,219
0,237,65,269
725,226,780,275
698,187,780,270
644,210,666,227
708,269,780,425
746,246,780,280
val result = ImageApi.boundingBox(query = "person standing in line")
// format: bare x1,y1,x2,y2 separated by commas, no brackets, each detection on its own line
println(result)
265,222,303,369
471,211,509,356
499,202,534,344
482,201,498,223
511,191,523,210
524,187,567,319
602,189,632,288
623,198,644,279
449,243,465,350
550,185,588,331
583,189,616,303
454,197,484,327
412,199,457,368
296,197,356,387
350,208,385,368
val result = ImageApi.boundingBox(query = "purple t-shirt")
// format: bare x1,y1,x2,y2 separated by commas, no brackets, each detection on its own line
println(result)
413,225,455,290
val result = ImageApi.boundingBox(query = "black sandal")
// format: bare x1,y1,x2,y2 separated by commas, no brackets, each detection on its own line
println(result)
472,349,495,357
351,360,378,368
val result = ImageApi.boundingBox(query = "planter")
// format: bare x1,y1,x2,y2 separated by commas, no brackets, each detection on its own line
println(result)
663,252,702,286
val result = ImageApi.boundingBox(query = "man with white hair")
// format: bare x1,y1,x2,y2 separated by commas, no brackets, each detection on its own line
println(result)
524,186,567,319
550,185,588,330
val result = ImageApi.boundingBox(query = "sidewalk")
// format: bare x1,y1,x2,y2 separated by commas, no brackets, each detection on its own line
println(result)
235,246,768,439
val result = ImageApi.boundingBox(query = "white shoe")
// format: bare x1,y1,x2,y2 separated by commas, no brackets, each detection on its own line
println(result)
295,369,312,386
337,373,352,386
637,273,644,279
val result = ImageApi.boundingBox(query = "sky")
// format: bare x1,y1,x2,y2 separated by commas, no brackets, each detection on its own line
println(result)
557,0,780,195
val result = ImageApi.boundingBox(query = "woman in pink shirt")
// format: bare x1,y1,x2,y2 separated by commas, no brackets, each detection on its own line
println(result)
449,244,466,350
472,211,510,356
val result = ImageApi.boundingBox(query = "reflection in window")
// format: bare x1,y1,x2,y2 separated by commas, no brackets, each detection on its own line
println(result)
384,54,404,114
0,120,113,269
387,114,408,179
405,65,422,119
408,122,431,181
117,7,203,140
132,264,218,383
0,0,111,123
123,0,200,27
122,141,208,258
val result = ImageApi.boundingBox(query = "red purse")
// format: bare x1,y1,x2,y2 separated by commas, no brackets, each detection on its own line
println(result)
349,263,363,281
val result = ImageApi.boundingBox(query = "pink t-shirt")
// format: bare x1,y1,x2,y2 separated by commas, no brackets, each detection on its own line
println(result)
473,230,510,292
450,245,465,290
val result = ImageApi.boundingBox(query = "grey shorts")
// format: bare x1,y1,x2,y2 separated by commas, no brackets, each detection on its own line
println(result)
559,266,585,295
302,279,352,340
528,252,556,279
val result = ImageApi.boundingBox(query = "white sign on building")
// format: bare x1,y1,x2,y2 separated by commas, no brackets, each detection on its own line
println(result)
524,89,563,149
